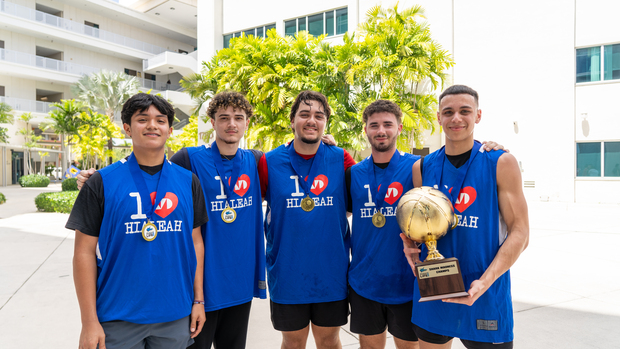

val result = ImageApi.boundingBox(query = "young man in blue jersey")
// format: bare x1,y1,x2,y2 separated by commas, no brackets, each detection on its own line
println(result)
259,90,356,349
347,100,421,349
77,91,268,349
68,93,208,349
402,85,529,349
172,91,267,349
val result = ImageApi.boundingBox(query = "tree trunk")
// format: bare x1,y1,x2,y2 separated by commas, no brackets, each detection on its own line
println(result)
108,138,113,165
61,135,67,180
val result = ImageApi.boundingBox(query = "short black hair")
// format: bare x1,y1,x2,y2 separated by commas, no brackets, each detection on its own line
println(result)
438,85,479,107
363,100,402,124
121,93,175,126
206,91,253,119
289,90,331,123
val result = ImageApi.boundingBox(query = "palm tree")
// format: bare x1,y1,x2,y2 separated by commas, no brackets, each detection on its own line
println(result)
42,99,88,176
16,112,41,175
182,5,453,154
0,102,14,144
72,70,139,164
356,3,454,150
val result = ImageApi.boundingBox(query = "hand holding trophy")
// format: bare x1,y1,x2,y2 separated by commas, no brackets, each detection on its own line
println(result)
396,186,469,302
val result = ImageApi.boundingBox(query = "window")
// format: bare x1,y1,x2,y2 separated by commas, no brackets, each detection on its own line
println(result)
144,73,156,81
577,43,620,83
325,11,334,36
577,142,601,177
285,20,296,36
576,47,601,83
604,44,620,80
223,23,276,48
124,68,137,76
284,8,348,37
576,141,620,177
84,21,99,29
0,85,5,97
0,40,4,49
308,14,323,37
336,8,348,35
605,142,620,177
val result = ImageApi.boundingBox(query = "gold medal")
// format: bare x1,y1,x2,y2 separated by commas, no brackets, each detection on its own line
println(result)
221,206,237,223
301,195,315,212
372,211,386,228
142,221,158,241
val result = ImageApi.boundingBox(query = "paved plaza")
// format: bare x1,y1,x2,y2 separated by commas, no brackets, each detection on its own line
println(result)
0,184,619,348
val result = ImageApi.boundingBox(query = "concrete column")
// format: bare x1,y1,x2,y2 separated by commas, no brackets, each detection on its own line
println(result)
196,0,222,146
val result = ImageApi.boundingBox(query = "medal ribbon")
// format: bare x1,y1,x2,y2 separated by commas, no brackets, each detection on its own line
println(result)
435,141,482,204
211,141,243,202
369,150,401,210
127,152,170,223
287,140,325,196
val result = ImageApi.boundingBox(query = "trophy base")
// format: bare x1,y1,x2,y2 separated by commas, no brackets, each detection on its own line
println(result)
416,257,467,302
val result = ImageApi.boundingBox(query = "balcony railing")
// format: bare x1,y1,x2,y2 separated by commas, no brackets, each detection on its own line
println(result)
0,48,100,76
1,47,180,92
0,0,167,55
138,78,183,92
0,96,55,114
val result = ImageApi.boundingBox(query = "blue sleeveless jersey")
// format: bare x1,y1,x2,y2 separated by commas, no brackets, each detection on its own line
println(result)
97,157,196,324
413,146,512,343
186,145,266,311
264,143,350,304
349,151,419,304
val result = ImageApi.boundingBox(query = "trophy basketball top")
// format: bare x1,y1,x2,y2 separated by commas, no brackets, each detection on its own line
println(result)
396,186,458,244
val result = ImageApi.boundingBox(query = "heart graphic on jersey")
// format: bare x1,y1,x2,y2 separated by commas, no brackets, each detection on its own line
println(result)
310,174,329,195
150,192,178,219
233,174,250,197
383,182,403,205
453,186,477,213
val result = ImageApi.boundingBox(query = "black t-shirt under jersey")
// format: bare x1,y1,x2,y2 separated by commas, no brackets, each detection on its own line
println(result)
66,163,208,237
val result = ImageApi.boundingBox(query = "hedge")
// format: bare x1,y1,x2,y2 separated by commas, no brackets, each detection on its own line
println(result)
62,178,78,191
0,192,5,204
35,191,79,213
19,174,50,187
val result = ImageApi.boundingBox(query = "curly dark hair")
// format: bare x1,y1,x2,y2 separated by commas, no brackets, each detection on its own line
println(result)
206,91,253,119
362,100,402,124
121,93,175,126
289,90,331,123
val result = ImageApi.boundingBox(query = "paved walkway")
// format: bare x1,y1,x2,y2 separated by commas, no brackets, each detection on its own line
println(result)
0,184,619,348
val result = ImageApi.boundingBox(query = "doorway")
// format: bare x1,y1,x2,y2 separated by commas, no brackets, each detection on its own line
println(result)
11,151,24,184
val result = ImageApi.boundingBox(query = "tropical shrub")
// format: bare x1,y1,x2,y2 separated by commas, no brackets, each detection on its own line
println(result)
0,192,6,204
34,191,79,213
18,174,50,187
62,178,78,191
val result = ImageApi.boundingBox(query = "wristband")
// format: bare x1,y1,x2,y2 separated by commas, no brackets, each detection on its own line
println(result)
193,300,205,305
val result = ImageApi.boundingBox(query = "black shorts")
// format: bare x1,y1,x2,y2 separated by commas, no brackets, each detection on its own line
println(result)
413,324,513,349
188,301,252,349
270,298,349,331
349,286,418,342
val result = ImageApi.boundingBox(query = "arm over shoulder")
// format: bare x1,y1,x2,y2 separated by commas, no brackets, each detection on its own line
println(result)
412,159,422,188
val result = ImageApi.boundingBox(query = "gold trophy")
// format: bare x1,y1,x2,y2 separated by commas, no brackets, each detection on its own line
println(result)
396,186,469,302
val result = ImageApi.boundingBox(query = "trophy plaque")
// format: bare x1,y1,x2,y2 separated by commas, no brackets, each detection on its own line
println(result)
396,186,468,302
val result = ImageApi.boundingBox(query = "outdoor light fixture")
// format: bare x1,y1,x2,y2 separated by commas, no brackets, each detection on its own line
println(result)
170,7,175,10
155,12,160,15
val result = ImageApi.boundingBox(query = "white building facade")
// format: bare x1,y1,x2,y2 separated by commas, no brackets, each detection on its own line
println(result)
0,0,198,186
196,0,620,204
